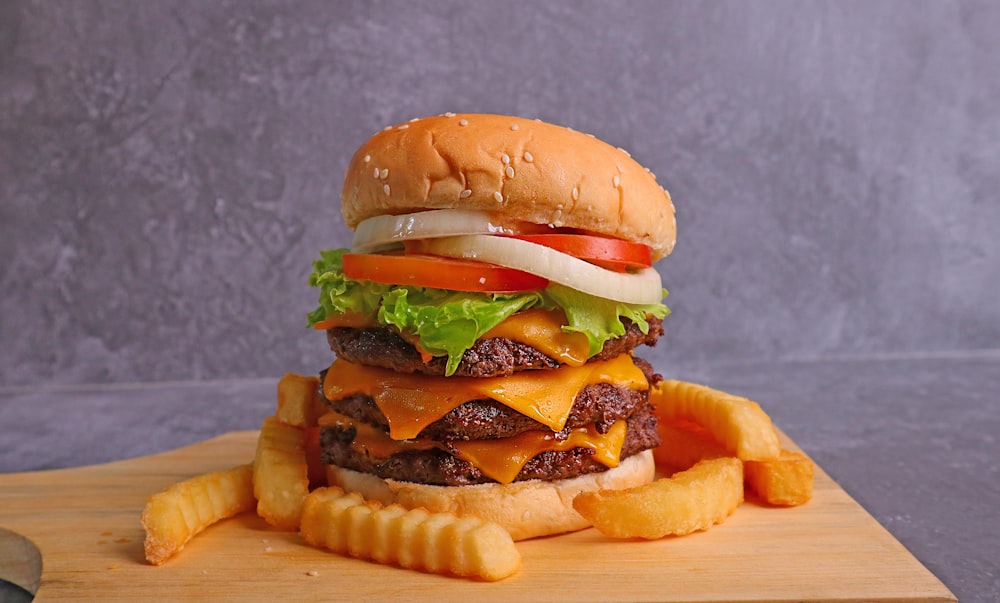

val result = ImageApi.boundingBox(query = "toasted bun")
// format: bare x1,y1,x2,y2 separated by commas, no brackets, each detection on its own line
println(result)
324,450,655,541
342,114,676,260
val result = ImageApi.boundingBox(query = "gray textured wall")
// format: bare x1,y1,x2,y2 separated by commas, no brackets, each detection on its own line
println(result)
2,0,998,387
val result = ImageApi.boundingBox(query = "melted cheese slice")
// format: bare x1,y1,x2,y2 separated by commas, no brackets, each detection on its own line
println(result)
322,307,602,366
483,308,591,366
318,410,439,458
317,311,376,329
323,354,647,440
319,409,628,485
450,420,627,484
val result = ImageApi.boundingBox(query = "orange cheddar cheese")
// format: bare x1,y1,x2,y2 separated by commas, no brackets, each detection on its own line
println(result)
483,308,591,366
318,410,628,485
323,355,648,440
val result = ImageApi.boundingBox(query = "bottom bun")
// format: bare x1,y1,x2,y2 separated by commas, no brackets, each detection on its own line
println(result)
324,450,655,541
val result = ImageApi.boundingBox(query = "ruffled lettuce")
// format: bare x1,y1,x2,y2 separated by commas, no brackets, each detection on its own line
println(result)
307,249,669,375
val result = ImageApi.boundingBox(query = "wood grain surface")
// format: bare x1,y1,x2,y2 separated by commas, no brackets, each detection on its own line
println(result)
0,431,955,602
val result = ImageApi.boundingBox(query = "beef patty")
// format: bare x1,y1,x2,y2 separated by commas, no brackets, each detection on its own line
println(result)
326,316,662,378
319,357,660,441
319,403,661,486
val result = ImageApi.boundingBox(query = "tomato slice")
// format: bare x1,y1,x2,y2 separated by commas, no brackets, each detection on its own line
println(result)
342,253,548,293
510,234,652,272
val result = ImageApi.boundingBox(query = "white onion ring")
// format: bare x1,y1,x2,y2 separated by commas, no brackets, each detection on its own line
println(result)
352,210,519,252
417,235,664,304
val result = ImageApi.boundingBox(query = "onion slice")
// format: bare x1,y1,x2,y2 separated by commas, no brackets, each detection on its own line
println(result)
352,210,522,253
415,235,665,304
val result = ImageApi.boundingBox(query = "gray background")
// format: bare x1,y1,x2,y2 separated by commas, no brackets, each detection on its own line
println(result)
2,3,1000,601
2,0,999,385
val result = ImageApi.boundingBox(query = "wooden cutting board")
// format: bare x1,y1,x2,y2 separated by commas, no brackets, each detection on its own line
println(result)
0,431,955,602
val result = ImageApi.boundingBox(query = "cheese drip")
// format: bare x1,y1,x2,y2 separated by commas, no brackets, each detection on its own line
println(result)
319,410,628,485
482,308,591,366
323,354,648,440
451,420,627,484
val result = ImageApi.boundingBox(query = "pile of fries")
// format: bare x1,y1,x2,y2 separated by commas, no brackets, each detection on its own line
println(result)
141,374,813,580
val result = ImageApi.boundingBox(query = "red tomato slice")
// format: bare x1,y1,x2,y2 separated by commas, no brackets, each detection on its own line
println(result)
342,253,548,293
510,234,652,272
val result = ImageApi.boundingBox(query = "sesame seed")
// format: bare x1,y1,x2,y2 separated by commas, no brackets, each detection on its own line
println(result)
523,151,534,163
572,187,579,201
493,191,503,202
264,546,273,553
409,117,420,122
363,155,371,163
460,189,472,199
444,112,456,117
459,119,469,126
383,184,390,195
501,153,510,164
511,123,519,131
397,124,409,130
618,147,631,158
613,175,621,187
382,126,391,131
505,166,514,178
373,167,379,179
380,168,389,179
306,570,319,577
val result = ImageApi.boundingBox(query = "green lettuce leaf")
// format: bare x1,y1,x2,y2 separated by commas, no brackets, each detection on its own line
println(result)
542,283,671,357
379,288,540,375
307,249,669,375
306,248,389,324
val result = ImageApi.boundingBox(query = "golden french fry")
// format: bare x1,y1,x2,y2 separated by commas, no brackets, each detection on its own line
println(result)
745,449,815,506
653,380,781,461
573,457,743,539
141,464,254,565
301,487,522,581
254,416,310,530
654,418,729,472
276,372,326,427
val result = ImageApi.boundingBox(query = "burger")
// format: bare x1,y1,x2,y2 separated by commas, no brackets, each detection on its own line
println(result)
307,113,676,540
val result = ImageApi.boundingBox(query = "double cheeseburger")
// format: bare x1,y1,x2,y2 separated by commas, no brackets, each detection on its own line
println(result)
307,113,676,540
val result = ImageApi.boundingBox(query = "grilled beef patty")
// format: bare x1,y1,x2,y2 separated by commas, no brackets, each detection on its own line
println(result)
325,384,643,441
326,316,662,378
319,403,661,486
319,357,660,441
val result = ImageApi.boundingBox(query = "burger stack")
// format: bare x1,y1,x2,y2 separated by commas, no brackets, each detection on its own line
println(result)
308,114,676,540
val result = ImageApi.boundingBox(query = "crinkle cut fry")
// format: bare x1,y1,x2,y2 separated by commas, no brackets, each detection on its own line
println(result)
276,372,326,427
745,449,815,506
254,415,310,530
653,380,781,461
573,457,744,539
141,463,255,565
300,487,522,581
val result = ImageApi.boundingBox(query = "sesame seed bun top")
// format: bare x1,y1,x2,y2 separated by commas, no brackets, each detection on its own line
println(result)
341,113,677,260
